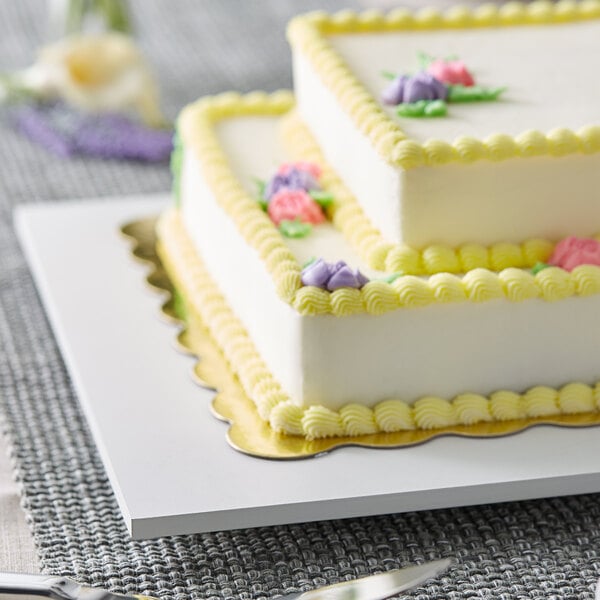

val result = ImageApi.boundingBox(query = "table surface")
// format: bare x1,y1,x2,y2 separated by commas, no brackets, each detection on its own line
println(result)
0,432,38,571
3,2,600,600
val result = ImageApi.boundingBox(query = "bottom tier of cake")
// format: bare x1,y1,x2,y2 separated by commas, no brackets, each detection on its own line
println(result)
157,208,600,439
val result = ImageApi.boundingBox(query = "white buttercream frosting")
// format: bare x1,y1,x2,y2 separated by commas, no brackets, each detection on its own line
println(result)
330,20,600,143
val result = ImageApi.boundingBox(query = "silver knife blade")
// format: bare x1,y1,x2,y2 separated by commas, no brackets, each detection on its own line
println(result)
0,573,156,600
289,558,452,600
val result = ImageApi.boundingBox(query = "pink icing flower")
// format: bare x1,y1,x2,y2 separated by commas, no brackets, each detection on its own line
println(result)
276,161,321,179
267,189,325,226
427,59,474,87
548,236,600,271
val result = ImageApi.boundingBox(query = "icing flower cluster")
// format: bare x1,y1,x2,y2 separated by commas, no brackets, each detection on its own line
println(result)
301,258,369,291
382,54,505,118
257,162,333,238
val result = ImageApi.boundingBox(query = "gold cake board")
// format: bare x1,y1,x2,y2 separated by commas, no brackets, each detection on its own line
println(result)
121,217,600,460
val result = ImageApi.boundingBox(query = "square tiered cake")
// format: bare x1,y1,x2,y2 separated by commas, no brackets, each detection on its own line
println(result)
158,2,600,440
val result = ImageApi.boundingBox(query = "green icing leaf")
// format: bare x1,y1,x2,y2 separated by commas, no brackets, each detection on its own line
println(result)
381,70,397,80
397,99,447,118
303,256,317,269
170,129,184,208
380,272,404,284
424,99,448,117
171,289,188,321
253,178,268,210
532,262,551,275
253,177,266,198
448,85,506,103
417,51,434,69
279,219,313,238
309,189,334,208
397,101,428,118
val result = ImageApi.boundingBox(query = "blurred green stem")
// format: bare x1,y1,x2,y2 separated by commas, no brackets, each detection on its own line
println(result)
94,0,131,32
49,0,131,37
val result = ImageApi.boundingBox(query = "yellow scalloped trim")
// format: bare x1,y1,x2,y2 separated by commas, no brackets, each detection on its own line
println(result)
280,110,555,274
179,91,600,317
157,207,600,439
287,1,600,169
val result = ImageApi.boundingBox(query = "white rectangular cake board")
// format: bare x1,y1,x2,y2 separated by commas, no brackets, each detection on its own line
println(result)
14,196,600,540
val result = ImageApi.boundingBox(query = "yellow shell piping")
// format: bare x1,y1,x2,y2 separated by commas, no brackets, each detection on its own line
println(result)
178,90,303,305
157,207,600,439
287,1,600,169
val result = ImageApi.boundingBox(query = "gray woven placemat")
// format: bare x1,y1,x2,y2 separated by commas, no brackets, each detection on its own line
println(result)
1,1,600,598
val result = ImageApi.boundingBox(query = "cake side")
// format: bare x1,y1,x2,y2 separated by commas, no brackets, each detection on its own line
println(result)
158,208,600,438
289,3,600,247
281,111,561,274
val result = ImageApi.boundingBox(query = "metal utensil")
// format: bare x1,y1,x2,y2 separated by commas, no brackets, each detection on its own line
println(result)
0,572,152,600
285,559,452,600
0,558,452,600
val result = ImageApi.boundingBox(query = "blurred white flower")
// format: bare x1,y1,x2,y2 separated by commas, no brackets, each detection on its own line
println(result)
17,32,164,126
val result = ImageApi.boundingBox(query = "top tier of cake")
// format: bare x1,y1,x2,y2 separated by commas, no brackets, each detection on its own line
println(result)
288,2,600,249
333,21,599,142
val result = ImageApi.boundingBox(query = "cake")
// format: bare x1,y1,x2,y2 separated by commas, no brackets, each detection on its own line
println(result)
157,1,600,440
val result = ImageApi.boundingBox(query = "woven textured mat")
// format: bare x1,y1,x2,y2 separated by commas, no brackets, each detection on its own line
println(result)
1,1,600,598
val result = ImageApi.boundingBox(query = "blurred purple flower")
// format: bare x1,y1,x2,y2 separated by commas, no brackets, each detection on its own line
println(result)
264,165,320,200
13,102,173,162
264,173,288,199
382,75,409,105
301,258,369,291
382,71,448,105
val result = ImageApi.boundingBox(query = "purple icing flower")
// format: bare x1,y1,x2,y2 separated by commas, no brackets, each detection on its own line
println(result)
301,259,369,291
264,173,289,199
405,71,448,103
263,162,321,200
381,71,448,106
286,167,319,191
382,75,409,105
301,258,332,288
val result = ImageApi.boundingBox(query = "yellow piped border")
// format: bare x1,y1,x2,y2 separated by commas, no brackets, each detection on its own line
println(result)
281,111,558,274
179,91,600,316
157,208,600,440
287,1,600,169
178,90,303,304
